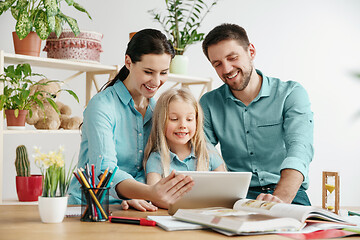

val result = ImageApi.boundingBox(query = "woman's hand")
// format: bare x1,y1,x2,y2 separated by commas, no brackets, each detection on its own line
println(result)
150,170,194,209
121,199,158,212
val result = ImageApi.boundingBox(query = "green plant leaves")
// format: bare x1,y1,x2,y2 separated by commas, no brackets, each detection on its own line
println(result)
15,8,32,40
59,13,79,36
150,0,219,54
1,0,91,39
34,10,51,40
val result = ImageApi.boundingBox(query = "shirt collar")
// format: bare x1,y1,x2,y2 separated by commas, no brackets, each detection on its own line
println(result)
169,147,196,163
224,69,271,101
113,80,156,116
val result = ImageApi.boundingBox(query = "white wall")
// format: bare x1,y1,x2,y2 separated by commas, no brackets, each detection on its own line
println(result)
1,0,360,207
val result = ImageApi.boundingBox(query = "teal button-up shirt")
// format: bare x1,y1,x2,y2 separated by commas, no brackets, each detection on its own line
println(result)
199,70,313,189
68,80,155,204
146,145,224,175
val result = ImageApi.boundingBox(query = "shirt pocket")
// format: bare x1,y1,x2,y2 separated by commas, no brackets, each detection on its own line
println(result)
256,119,283,138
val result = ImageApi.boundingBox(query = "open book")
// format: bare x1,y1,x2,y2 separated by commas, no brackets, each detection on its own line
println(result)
173,199,352,234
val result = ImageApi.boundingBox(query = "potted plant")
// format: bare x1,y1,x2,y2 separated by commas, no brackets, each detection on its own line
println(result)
34,146,75,223
0,0,92,56
15,145,43,201
0,63,79,129
149,0,219,74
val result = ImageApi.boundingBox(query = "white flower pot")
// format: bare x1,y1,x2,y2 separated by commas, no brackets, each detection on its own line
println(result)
38,196,68,223
170,55,189,75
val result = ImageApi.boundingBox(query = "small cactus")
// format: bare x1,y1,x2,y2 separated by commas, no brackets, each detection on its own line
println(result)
15,145,30,177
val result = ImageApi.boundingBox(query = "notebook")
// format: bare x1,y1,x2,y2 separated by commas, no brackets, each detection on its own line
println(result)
147,215,207,231
168,171,252,215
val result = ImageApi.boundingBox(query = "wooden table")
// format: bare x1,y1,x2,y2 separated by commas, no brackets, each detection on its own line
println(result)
0,205,358,240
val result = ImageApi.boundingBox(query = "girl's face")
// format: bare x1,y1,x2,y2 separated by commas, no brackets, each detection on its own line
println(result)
125,53,172,99
165,99,197,151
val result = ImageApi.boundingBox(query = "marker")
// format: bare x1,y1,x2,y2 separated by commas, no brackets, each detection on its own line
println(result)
348,211,360,217
109,216,156,226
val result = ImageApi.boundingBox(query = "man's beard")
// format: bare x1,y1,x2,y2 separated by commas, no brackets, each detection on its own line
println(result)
226,67,253,92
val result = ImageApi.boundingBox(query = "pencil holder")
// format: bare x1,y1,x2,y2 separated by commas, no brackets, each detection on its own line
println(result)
80,187,110,222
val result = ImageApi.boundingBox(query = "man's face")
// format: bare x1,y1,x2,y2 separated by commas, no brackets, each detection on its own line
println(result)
207,39,255,92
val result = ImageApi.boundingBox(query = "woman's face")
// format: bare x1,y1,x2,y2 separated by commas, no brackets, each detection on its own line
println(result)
125,53,172,99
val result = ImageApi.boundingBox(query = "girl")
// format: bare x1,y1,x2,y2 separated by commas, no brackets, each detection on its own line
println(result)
144,88,226,186
67,29,194,211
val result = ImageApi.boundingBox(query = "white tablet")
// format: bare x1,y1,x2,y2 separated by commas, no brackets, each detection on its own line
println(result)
168,171,252,215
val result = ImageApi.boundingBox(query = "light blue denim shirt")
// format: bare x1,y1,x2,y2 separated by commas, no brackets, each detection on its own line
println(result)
199,70,314,189
68,80,155,204
145,144,224,175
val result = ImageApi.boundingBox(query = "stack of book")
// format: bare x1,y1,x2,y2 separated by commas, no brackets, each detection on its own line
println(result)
149,199,359,237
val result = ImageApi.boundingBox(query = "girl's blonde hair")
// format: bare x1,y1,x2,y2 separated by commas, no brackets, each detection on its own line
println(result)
144,88,209,176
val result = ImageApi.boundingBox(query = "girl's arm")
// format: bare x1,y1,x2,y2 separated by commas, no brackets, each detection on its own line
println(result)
115,171,194,209
147,172,162,185
213,163,227,172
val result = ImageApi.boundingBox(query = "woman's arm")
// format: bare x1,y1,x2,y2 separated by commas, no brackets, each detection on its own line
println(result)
116,171,194,209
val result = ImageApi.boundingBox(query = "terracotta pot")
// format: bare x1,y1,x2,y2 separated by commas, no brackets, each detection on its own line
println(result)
5,109,28,130
12,31,42,57
16,175,43,202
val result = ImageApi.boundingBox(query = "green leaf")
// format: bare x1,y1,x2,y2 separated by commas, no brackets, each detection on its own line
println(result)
0,0,16,14
64,89,79,103
64,0,74,6
44,0,58,17
47,98,60,114
22,63,31,77
14,108,19,118
54,15,63,37
73,2,92,20
34,10,50,40
15,9,32,40
59,13,79,36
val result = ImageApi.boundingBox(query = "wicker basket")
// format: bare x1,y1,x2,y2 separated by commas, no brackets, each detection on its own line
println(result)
43,30,103,63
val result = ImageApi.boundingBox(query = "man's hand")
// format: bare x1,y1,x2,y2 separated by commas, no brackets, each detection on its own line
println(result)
256,169,304,204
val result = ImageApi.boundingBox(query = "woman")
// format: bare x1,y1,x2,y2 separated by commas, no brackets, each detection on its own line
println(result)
68,29,194,211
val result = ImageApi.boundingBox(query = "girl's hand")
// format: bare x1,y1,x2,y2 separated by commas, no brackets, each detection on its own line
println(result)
121,199,158,212
150,170,194,209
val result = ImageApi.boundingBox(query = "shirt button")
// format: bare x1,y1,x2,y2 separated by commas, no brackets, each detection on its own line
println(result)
244,108,247,112
246,130,249,134
250,152,253,155
138,133,142,136
254,169,257,172
99,155,102,158
139,150,143,153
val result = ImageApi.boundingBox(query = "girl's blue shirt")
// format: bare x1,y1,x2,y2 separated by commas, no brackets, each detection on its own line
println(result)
68,80,155,204
145,144,224,175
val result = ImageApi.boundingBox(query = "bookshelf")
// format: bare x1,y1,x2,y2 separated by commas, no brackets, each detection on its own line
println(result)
0,50,212,203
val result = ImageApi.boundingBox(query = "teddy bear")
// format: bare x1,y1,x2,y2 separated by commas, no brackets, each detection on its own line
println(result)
26,79,82,130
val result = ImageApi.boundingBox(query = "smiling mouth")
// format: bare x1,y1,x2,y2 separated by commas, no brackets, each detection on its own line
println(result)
175,132,188,136
226,71,238,80
144,84,157,91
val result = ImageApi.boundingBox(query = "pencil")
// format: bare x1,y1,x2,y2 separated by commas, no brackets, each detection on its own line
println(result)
95,167,109,194
99,166,118,204
77,169,108,219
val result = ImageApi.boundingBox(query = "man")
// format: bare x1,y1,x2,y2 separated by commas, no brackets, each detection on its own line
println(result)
200,23,313,205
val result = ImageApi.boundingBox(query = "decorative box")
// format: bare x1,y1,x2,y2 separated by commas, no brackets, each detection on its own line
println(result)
43,30,103,63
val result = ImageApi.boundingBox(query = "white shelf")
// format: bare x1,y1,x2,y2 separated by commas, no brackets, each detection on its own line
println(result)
3,52,117,73
3,129,80,135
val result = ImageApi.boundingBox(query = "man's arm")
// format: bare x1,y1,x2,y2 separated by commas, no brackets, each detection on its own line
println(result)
256,169,303,203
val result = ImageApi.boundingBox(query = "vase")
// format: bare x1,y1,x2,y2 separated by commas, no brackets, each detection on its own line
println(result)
38,196,68,223
16,175,43,202
5,109,28,130
170,55,189,75
12,31,42,57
